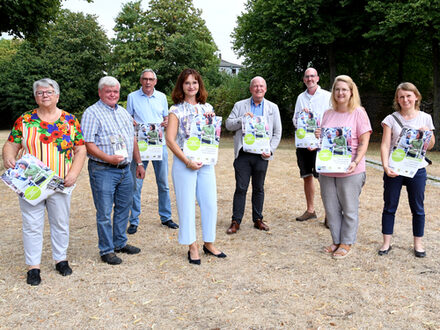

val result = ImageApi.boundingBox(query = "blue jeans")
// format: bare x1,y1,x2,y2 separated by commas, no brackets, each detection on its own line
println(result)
88,160,134,255
382,168,426,237
129,145,172,226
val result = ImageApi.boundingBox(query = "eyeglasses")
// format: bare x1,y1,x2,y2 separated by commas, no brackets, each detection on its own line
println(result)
304,75,316,79
36,90,56,97
141,78,156,82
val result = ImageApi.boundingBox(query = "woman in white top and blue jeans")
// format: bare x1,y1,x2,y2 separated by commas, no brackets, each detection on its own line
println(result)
379,82,435,258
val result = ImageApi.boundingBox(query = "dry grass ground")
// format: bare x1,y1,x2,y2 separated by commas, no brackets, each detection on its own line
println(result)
1,130,440,329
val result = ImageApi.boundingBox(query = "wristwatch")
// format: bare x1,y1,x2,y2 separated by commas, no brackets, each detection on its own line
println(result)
136,162,143,167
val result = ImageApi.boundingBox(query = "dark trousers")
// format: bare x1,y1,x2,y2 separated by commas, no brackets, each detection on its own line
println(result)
232,149,269,224
382,168,426,237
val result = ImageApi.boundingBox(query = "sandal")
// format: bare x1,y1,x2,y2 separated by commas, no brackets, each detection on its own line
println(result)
332,244,352,259
323,244,339,254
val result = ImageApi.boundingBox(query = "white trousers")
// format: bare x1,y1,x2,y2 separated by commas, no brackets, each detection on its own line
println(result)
19,192,71,266
172,156,217,245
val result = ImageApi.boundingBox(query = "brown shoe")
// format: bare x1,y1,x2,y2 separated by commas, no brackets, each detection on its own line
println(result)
254,219,269,231
227,221,240,234
296,211,317,222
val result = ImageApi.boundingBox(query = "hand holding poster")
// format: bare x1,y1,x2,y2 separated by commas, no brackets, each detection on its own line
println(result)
316,127,352,173
242,115,270,154
1,154,74,205
388,128,432,178
295,110,320,148
183,114,222,165
137,123,164,161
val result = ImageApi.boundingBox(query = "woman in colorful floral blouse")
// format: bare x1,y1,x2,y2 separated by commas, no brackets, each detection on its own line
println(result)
2,78,86,286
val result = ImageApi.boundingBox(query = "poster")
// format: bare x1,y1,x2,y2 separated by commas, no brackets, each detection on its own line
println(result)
183,115,222,165
242,115,270,154
316,127,352,173
137,123,164,161
388,128,432,178
295,110,321,148
1,154,74,206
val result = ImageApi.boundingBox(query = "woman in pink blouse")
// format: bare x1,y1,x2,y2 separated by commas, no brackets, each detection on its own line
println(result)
315,75,372,259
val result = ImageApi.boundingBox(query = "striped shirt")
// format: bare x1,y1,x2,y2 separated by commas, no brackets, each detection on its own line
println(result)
81,100,135,163
8,109,84,178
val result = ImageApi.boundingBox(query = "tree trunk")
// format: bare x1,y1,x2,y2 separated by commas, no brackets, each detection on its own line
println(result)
432,38,440,150
328,44,336,83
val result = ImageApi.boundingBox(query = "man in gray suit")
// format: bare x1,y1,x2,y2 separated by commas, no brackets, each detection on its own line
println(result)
225,76,282,234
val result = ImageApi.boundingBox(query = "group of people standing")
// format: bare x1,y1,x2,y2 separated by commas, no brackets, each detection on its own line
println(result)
1,66,435,286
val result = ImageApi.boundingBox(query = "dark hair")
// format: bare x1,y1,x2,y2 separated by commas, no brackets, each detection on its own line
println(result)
171,68,207,104
336,128,343,136
150,124,156,130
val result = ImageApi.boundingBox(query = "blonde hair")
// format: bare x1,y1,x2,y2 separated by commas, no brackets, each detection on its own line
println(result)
331,75,361,112
393,82,421,111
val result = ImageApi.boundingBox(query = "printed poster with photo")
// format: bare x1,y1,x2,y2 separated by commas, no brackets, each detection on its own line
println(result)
183,115,222,165
137,123,164,161
316,127,352,173
1,153,74,206
388,128,432,178
242,115,270,154
295,110,321,148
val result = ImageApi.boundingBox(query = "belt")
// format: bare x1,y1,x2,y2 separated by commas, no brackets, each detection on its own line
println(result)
90,159,129,169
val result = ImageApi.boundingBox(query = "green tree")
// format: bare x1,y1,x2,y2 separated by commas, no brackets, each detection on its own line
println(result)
110,0,220,99
0,0,92,39
0,10,109,127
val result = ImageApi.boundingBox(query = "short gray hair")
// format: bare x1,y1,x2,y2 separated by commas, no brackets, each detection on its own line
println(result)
140,69,157,80
98,76,120,90
33,78,60,96
250,76,266,88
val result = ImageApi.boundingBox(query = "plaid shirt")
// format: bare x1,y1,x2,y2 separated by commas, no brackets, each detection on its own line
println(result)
81,100,135,162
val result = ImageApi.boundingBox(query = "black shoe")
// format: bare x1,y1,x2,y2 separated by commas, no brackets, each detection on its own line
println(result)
27,269,41,286
203,245,227,258
378,246,392,256
188,251,201,265
162,220,179,229
101,253,122,265
115,244,141,254
127,224,138,235
55,261,73,276
414,249,426,258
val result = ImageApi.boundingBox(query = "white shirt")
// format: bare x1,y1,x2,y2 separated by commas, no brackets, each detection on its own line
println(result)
292,86,331,128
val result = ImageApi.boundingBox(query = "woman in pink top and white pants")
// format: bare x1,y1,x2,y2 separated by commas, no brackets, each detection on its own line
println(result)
316,75,372,259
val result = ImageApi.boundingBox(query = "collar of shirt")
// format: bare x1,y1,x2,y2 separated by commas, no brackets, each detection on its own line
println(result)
306,85,322,99
251,98,264,116
140,87,157,98
98,99,120,111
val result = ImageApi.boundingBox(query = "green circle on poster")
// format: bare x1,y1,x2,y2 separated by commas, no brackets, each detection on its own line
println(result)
391,148,405,162
244,133,255,145
187,137,201,151
25,186,42,200
296,128,306,139
318,149,332,161
138,140,148,152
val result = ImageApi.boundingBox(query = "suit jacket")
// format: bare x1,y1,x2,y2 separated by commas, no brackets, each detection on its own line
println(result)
225,97,282,159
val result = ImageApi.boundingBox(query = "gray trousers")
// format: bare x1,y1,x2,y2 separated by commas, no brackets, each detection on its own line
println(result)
319,172,366,245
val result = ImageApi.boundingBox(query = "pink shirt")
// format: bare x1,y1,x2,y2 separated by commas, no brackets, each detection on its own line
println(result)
321,107,372,177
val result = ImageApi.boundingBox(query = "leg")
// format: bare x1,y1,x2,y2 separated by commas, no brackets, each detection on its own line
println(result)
335,173,366,245
172,156,197,246
250,155,269,222
19,198,45,268
381,172,404,248
128,160,148,227
231,152,252,224
153,147,172,223
196,164,217,244
88,160,118,256
296,148,318,215
304,175,315,213
46,192,71,262
319,175,343,244
406,168,427,251
113,166,134,250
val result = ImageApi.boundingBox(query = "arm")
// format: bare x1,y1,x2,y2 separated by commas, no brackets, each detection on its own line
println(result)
266,105,282,158
133,137,145,179
419,125,435,150
64,145,86,187
225,102,245,132
347,131,371,174
380,124,398,177
2,141,22,169
166,113,202,170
